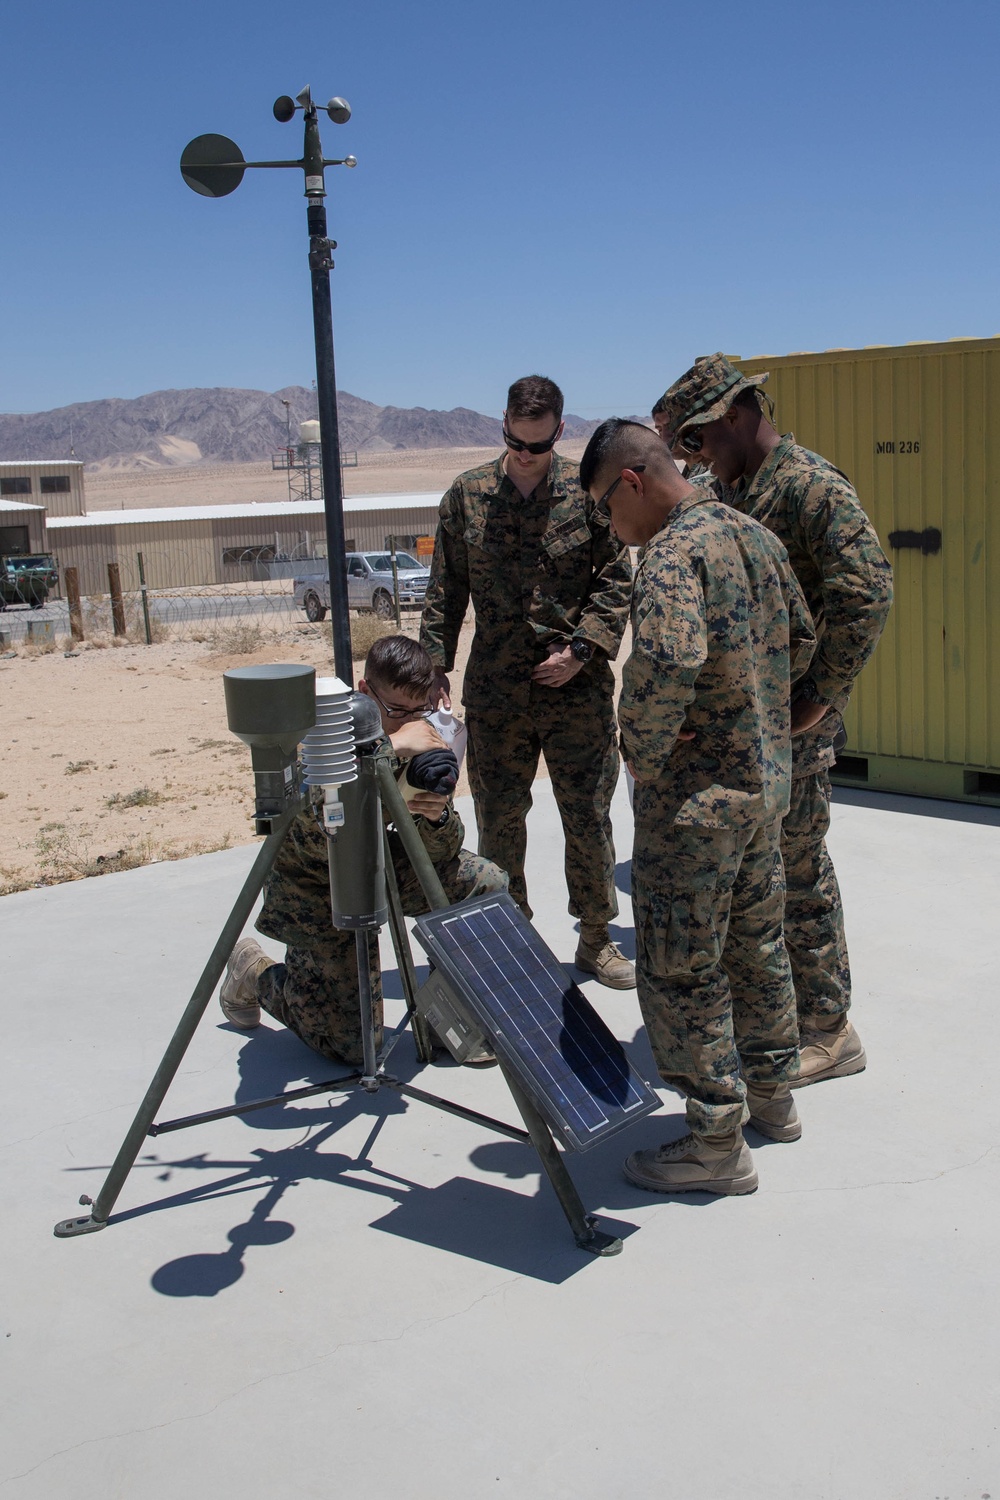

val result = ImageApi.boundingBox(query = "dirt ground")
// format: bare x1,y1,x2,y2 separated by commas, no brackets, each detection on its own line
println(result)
3,446,629,894
0,611,630,895
0,615,449,894
83,441,589,511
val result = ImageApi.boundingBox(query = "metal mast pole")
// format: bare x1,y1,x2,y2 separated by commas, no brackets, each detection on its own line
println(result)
302,102,353,684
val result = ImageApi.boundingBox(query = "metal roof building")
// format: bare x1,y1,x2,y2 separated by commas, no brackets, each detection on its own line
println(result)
0,498,48,557
0,460,85,518
44,492,443,595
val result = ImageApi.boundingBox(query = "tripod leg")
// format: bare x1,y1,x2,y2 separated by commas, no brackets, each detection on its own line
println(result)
381,828,435,1065
500,1064,622,1257
355,929,380,1090
54,812,296,1238
375,759,449,910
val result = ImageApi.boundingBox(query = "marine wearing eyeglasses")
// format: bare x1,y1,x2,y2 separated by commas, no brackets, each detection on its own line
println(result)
652,353,893,1090
218,635,508,1066
580,418,816,1195
419,375,635,988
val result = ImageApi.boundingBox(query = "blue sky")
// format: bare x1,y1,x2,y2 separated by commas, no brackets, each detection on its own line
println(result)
3,0,999,419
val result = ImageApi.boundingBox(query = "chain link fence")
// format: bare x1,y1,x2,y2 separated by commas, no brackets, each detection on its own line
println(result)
0,543,423,651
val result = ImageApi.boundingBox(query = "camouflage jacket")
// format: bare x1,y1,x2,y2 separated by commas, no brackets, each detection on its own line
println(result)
419,452,633,711
686,465,732,503
620,492,816,831
257,786,465,953
730,435,893,775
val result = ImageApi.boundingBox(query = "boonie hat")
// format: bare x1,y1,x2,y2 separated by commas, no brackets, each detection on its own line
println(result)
653,353,769,443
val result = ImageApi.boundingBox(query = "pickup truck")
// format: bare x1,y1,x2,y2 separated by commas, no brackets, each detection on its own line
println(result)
294,551,431,623
0,554,58,610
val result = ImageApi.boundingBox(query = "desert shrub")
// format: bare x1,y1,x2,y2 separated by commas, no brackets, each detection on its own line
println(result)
79,593,169,645
350,614,392,660
105,787,163,810
33,824,153,882
206,620,266,654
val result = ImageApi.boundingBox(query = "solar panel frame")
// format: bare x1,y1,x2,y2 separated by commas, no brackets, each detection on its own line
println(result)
413,893,659,1152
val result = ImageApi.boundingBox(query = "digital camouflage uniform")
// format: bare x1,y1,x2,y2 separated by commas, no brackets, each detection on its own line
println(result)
728,436,893,1025
621,490,817,1138
419,453,632,922
253,798,507,1066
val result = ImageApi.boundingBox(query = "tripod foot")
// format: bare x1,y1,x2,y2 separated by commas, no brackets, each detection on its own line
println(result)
54,1215,108,1239
575,1217,623,1256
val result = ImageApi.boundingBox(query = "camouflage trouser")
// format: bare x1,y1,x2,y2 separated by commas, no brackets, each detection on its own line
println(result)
256,838,507,1066
782,771,851,1027
632,811,799,1139
465,690,620,925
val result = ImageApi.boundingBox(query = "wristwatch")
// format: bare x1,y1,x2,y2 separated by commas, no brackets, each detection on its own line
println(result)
793,679,828,707
570,639,595,663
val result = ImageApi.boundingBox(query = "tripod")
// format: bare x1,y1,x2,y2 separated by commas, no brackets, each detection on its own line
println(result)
54,742,622,1257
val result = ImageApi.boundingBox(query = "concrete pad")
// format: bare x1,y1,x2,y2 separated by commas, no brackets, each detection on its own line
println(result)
2,777,998,1500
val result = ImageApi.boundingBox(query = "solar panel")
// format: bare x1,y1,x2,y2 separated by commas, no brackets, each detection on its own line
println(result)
413,893,659,1152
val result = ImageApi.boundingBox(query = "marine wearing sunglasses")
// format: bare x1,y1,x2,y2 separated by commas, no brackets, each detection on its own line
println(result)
502,418,562,455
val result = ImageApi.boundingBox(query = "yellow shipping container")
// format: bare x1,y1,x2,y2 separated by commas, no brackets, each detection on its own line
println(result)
733,338,1000,805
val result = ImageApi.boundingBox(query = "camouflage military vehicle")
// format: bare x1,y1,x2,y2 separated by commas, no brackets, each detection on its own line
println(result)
0,554,58,610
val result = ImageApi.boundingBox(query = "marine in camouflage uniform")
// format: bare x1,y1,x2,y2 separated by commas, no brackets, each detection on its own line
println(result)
653,355,893,1087
252,798,506,1066
419,377,633,985
579,420,816,1194
219,635,508,1066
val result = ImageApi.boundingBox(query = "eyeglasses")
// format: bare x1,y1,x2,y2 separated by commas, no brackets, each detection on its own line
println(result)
676,428,703,454
365,682,433,721
502,419,561,455
596,464,645,513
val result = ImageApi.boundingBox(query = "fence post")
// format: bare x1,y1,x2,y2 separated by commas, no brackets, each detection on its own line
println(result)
389,540,402,629
107,562,127,638
65,568,84,642
136,552,153,646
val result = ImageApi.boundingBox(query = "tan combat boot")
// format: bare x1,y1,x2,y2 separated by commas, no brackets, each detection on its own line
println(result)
790,1017,866,1089
744,1081,801,1142
624,1130,759,1195
575,925,636,990
219,937,273,1029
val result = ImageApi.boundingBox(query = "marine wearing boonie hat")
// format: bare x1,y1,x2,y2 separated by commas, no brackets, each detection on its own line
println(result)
652,353,770,445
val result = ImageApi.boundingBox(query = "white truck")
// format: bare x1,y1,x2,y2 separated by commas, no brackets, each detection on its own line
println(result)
294,550,431,623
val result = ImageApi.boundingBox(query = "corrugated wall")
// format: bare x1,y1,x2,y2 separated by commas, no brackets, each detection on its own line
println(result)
212,515,326,577
738,339,999,774
50,524,120,595
0,462,85,516
48,502,443,593
346,505,440,550
0,505,48,555
119,521,217,589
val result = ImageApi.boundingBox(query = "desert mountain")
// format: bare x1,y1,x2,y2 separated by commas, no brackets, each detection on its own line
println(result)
0,387,601,470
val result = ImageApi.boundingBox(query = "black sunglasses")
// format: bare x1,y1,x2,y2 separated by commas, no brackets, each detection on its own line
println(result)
677,428,703,454
502,419,561,455
596,464,646,513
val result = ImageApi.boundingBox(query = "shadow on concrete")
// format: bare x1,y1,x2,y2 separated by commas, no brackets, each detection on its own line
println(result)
71,1011,641,1294
139,1104,638,1293
614,858,632,896
370,1177,637,1278
832,785,1000,827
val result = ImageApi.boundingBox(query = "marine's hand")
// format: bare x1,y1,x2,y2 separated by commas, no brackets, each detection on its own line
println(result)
390,719,446,757
429,668,452,710
531,645,584,688
790,697,830,736
408,790,449,821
